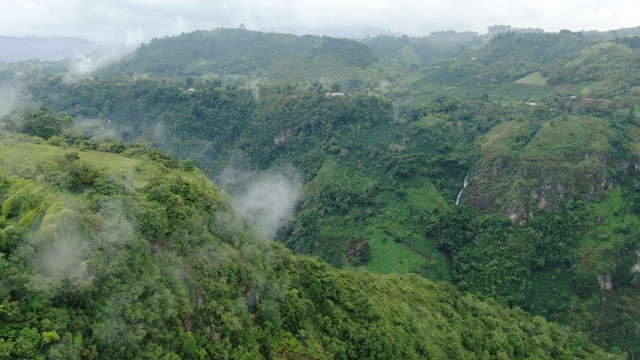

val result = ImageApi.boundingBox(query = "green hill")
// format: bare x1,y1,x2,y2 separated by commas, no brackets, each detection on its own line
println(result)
406,32,640,103
362,30,481,67
0,130,618,358
99,28,379,86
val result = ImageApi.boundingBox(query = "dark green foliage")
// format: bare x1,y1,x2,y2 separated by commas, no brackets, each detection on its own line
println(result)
0,140,617,358
314,36,377,68
433,203,589,306
1,106,74,140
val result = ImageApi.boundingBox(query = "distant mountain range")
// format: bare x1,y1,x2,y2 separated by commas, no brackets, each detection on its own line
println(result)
0,36,99,62
263,25,404,38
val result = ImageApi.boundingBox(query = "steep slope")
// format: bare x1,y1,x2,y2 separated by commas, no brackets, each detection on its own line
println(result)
0,131,617,359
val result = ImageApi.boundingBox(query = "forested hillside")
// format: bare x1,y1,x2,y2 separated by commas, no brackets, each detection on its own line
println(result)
99,28,378,86
4,28,640,357
0,125,618,358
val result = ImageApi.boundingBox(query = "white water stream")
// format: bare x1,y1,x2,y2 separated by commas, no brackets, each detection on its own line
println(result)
455,172,469,206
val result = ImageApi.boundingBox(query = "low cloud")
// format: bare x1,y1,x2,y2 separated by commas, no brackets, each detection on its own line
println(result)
220,164,303,238
68,118,121,140
30,198,137,293
30,208,91,292
250,79,260,102
0,83,28,119
65,43,134,80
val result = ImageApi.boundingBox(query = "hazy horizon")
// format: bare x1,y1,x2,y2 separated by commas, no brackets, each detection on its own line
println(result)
1,0,638,45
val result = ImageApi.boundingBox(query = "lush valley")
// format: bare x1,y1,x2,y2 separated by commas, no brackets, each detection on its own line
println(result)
0,130,617,358
2,26,640,357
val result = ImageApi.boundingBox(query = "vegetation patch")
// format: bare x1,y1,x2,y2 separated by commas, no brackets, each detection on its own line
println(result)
515,71,548,86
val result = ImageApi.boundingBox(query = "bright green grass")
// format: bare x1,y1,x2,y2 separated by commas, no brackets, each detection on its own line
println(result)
564,42,632,69
310,158,449,277
591,187,640,237
0,135,155,188
345,226,432,275
515,72,548,86
521,116,611,160
485,83,555,105
266,52,389,87
404,176,449,212
399,45,422,66
476,121,526,160
479,121,528,147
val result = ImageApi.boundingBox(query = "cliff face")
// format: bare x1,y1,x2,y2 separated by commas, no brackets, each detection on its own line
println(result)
466,116,620,221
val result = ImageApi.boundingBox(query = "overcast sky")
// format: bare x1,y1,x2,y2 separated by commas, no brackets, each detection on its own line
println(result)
1,0,638,43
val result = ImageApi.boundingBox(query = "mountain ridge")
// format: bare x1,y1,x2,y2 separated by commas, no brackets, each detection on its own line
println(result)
0,36,98,62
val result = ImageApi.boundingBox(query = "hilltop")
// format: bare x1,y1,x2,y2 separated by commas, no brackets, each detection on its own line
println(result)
99,28,378,85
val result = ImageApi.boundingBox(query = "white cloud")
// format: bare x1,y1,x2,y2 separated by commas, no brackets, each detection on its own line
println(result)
0,0,638,43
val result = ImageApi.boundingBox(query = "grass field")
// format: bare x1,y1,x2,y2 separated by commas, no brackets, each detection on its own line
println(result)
515,72,548,87
0,133,157,188
343,175,451,280
521,116,611,161
343,225,451,281
344,226,431,273
405,64,555,103
404,176,450,212
591,187,640,238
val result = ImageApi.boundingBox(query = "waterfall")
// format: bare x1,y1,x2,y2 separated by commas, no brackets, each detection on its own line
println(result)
455,172,469,206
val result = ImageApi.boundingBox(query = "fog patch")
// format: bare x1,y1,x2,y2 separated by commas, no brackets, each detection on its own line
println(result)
65,41,136,80
378,80,392,93
250,79,260,101
217,163,258,191
392,95,414,124
30,209,92,292
29,198,137,293
68,118,121,140
0,83,28,119
95,198,137,246
219,164,303,238
144,120,167,143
